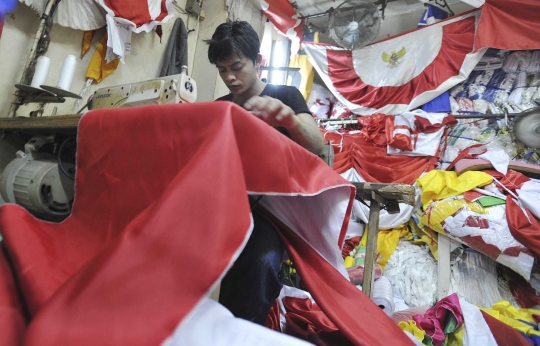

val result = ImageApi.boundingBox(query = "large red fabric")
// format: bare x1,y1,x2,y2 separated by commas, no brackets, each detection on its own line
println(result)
475,0,540,51
506,196,540,257
0,103,412,345
325,17,475,110
0,248,26,346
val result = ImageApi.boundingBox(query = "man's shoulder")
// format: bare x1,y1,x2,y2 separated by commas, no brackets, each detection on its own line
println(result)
261,84,297,99
215,94,233,101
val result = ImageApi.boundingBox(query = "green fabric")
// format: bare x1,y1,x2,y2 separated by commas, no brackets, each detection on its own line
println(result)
422,335,434,346
444,312,459,334
477,196,506,207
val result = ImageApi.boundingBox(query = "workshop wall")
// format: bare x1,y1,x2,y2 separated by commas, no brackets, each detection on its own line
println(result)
0,1,207,118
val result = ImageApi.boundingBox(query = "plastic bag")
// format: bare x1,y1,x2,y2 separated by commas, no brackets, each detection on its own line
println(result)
347,264,382,285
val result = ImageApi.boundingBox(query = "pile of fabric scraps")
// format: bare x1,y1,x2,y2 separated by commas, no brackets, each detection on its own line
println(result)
322,111,457,235
385,239,438,309
267,285,422,345
398,293,540,346
441,118,539,169
414,170,535,281
447,48,540,115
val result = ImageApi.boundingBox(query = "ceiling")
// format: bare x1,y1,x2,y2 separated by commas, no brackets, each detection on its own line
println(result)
294,0,473,34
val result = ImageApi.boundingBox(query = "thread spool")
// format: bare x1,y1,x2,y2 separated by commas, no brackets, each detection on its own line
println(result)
31,56,51,88
57,55,77,91
372,276,395,316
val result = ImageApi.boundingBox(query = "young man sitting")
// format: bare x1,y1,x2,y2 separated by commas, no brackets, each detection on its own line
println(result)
205,21,325,325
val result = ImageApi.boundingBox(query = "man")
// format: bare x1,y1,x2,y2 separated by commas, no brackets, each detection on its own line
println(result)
205,21,325,325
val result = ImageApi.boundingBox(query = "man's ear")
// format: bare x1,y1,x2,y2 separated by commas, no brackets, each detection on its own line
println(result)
255,54,263,68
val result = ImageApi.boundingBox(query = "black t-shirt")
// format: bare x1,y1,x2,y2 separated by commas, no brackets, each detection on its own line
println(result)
216,84,310,138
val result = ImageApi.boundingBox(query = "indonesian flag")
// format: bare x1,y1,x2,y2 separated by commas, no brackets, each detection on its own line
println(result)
0,103,413,345
303,10,485,115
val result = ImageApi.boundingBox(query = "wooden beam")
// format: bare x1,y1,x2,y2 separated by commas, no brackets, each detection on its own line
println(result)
0,115,81,131
362,191,381,299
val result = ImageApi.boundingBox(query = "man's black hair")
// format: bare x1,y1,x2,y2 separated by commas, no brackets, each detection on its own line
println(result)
205,21,260,65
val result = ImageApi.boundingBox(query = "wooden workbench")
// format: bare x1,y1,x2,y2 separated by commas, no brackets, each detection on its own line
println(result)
0,115,81,134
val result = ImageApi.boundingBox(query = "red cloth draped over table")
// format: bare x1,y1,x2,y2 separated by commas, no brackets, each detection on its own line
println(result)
0,103,412,345
323,114,439,184
475,0,540,51
303,11,484,115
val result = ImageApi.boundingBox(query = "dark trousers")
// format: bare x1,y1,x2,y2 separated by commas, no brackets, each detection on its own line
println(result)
219,212,285,325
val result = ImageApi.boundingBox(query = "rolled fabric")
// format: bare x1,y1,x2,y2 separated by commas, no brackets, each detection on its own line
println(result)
503,52,521,73
526,51,540,73
372,276,395,316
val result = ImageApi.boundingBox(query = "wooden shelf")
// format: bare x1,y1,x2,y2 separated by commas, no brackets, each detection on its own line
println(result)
0,115,81,134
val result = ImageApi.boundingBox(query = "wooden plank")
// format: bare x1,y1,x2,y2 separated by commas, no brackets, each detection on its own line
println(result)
0,115,81,131
438,234,451,300
362,191,381,299
351,182,416,206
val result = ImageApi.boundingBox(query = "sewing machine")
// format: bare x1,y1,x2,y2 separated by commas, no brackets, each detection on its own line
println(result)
90,69,197,110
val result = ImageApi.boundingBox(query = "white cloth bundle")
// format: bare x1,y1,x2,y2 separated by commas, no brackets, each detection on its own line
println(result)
385,240,438,308
502,51,521,72
530,72,540,87
508,72,528,105
499,72,518,91
518,51,532,72
527,51,540,73
473,99,489,113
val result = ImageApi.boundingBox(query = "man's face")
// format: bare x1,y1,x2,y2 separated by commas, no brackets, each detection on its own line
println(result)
216,54,259,96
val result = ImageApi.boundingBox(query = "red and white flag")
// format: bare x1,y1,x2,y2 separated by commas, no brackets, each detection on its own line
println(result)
303,11,485,115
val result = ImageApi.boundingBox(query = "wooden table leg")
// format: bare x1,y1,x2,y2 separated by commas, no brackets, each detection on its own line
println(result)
362,192,382,299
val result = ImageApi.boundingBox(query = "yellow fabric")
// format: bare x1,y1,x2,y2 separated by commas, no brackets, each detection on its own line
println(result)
492,300,540,324
409,219,439,260
344,256,354,268
81,30,95,58
376,226,412,270
446,324,465,346
480,307,540,337
287,32,318,100
416,170,493,209
359,226,411,270
418,199,485,234
86,33,120,84
399,320,426,342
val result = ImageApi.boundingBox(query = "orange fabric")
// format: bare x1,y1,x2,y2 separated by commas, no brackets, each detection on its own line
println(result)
81,30,95,58
85,33,120,83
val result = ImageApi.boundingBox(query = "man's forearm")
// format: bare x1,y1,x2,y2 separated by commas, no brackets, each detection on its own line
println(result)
287,114,325,155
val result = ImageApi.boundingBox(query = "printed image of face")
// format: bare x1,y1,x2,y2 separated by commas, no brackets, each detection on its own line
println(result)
216,54,259,96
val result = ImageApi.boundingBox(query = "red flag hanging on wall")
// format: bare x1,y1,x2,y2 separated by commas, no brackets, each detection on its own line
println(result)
303,11,484,115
